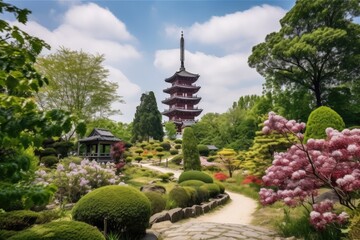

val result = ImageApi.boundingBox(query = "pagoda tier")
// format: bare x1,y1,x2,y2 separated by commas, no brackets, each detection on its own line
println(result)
162,107,202,117
165,70,199,84
163,84,200,94
162,95,201,105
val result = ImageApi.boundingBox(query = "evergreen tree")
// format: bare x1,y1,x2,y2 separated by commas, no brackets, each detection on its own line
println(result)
132,91,164,142
182,127,201,171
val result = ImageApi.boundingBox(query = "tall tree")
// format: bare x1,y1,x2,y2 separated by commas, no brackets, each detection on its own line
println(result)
249,0,360,107
132,91,164,142
36,48,122,120
164,121,177,140
182,127,201,171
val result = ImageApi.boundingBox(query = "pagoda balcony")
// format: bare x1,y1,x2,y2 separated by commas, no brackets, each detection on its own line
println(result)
162,107,203,116
163,84,201,94
162,95,201,105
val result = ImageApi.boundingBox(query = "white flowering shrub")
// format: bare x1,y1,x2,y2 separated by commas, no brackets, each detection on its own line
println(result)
34,159,121,203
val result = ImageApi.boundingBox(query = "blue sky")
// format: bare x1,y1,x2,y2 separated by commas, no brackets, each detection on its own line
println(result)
5,0,297,123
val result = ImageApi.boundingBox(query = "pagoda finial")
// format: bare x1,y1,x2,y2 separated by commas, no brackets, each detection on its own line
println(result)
180,31,185,71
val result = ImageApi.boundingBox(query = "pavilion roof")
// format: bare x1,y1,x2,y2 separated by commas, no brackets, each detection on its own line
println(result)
165,70,199,83
79,128,121,143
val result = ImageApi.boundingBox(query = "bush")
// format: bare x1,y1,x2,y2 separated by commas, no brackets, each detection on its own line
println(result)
8,221,105,240
126,157,133,163
179,180,205,187
36,209,61,224
197,186,210,203
174,144,182,149
168,186,191,208
183,186,197,206
134,156,143,163
349,213,360,240
207,156,217,162
160,142,171,151
53,141,74,158
72,185,151,237
144,191,166,215
215,181,225,194
155,147,164,152
40,148,57,157
174,139,182,144
178,170,213,184
0,230,17,239
203,183,220,198
197,144,210,156
169,149,179,155
214,172,229,181
158,173,170,182
40,155,59,168
304,106,345,142
182,128,201,171
0,210,40,231
171,155,183,165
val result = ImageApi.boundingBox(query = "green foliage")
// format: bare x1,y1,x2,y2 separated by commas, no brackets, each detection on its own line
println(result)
182,127,201,171
215,181,225,194
196,186,210,203
169,149,179,155
168,186,191,208
207,156,217,162
174,139,182,144
155,146,164,152
158,173,170,182
86,118,132,142
304,106,345,142
248,0,360,107
40,155,58,168
349,212,360,240
132,91,164,142
36,48,121,119
144,191,166,215
203,183,220,198
179,180,206,188
0,210,40,231
171,154,182,165
72,185,151,236
52,141,74,158
164,121,177,140
40,148,56,157
8,221,105,240
174,144,182,149
160,142,171,151
197,144,210,156
178,170,213,184
0,183,57,211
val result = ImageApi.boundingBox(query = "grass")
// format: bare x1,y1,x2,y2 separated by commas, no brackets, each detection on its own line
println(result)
220,173,260,200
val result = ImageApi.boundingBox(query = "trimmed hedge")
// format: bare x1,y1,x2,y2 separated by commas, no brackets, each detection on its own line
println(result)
178,170,213,184
8,221,105,240
174,139,182,144
215,181,225,194
160,142,171,151
197,144,210,156
171,155,183,165
169,149,179,155
40,156,58,168
168,186,191,208
203,183,220,198
72,185,151,237
144,191,166,215
179,180,206,188
40,148,57,157
0,210,40,231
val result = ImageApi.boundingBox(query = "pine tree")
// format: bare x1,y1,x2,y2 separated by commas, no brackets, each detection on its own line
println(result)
132,91,164,142
182,127,201,171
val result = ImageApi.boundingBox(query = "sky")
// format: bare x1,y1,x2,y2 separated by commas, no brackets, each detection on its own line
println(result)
4,0,297,123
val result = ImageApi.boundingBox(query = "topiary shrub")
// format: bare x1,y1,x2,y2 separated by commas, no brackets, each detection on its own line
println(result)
197,144,210,156
183,186,197,206
158,173,170,182
144,191,166,215
174,144,182,149
40,155,59,168
168,186,191,208
215,181,225,194
178,170,213,184
203,183,220,198
8,221,105,240
53,141,74,158
207,156,217,162
179,180,206,188
72,185,151,237
169,149,179,155
182,128,201,171
160,142,171,151
0,210,40,231
40,148,57,157
304,106,345,142
197,186,210,203
0,230,17,239
174,139,182,144
171,155,183,165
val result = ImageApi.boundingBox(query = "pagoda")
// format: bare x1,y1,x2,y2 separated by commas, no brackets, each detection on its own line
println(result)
162,32,202,133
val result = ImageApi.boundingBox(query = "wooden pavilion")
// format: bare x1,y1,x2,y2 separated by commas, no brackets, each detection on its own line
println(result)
78,128,121,162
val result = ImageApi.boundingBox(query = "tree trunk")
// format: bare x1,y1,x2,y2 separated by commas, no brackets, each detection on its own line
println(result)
314,80,323,107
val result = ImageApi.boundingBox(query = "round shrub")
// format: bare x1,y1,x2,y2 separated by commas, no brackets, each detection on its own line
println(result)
134,156,142,163
40,155,59,168
179,180,206,188
125,157,133,163
304,106,345,142
203,183,220,198
158,173,170,182
40,148,57,157
178,170,214,184
197,144,210,156
215,181,225,194
168,186,191,208
72,185,151,236
174,144,182,149
160,142,171,151
207,156,217,162
144,191,166,215
0,210,40,231
171,155,183,165
155,147,164,152
53,141,74,158
183,186,197,206
8,221,105,240
197,186,210,203
169,149,179,155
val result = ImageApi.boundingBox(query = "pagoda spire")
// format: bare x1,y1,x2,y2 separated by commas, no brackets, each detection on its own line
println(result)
180,31,185,71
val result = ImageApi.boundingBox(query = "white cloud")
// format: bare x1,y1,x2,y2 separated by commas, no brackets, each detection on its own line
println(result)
154,49,263,117
10,3,142,123
166,4,286,52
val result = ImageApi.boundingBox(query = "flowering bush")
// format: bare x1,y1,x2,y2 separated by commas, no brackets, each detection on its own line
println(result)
242,175,262,185
214,172,229,181
34,159,121,203
259,112,360,230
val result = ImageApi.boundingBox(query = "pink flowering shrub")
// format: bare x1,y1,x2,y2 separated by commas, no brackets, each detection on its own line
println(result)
259,112,360,230
34,159,121,203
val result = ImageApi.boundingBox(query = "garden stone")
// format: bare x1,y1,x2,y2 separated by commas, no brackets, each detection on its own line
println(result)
168,208,184,223
191,205,203,216
140,184,166,194
182,207,195,218
149,211,170,225
202,203,211,213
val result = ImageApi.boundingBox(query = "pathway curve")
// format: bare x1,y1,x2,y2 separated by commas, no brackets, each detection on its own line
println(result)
140,163,283,239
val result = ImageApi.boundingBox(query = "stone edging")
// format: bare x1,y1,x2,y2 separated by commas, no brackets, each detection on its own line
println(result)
149,193,230,225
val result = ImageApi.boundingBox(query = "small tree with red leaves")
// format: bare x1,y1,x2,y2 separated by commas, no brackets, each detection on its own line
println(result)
111,141,126,174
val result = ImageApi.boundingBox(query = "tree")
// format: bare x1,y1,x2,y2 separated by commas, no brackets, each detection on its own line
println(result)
86,118,132,142
132,91,164,142
164,121,177,140
0,2,84,210
217,148,240,178
182,127,201,171
36,48,122,120
249,0,360,107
